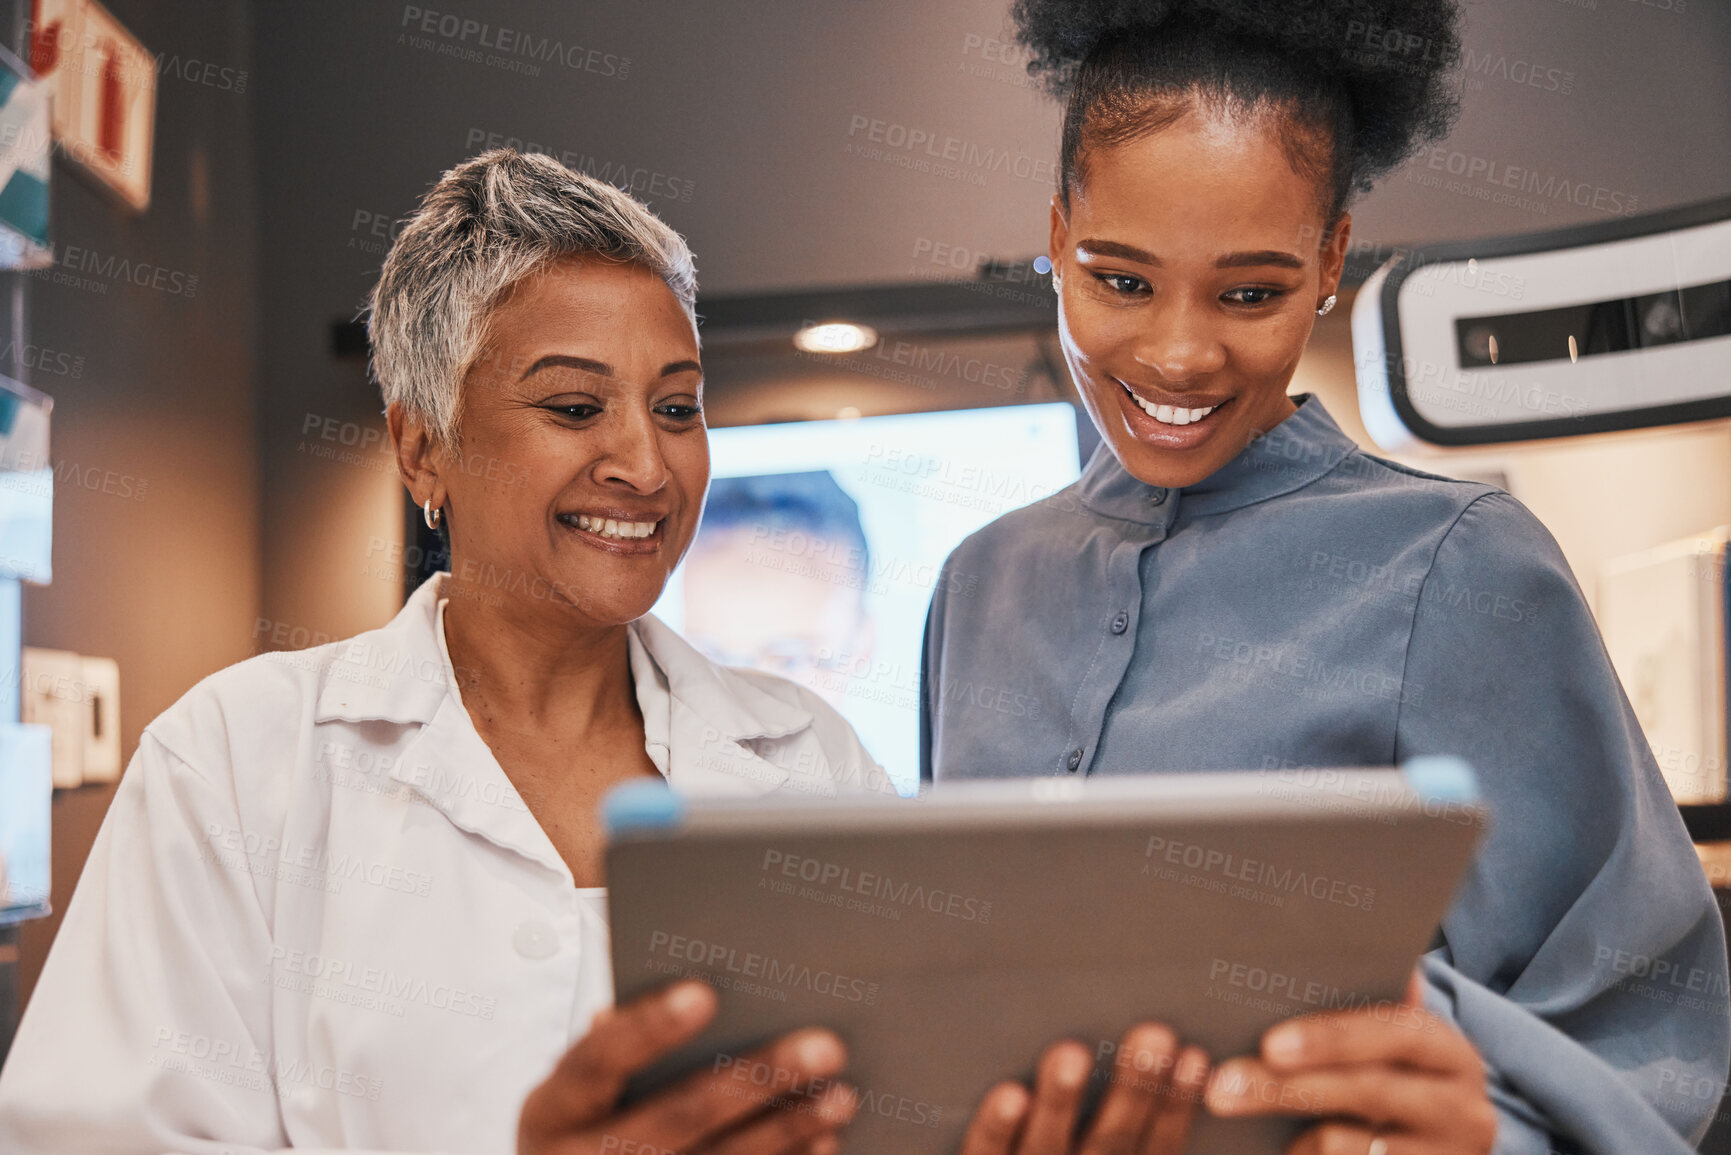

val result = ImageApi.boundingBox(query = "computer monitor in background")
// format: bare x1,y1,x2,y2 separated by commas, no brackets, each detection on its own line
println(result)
652,402,1082,796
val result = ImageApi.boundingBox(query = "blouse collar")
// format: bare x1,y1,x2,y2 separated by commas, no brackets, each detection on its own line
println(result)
1076,393,1358,525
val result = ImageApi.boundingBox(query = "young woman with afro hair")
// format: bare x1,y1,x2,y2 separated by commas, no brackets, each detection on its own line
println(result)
921,3,1729,1154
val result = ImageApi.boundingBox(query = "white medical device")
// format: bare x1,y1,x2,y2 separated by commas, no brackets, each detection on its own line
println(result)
1353,196,1731,449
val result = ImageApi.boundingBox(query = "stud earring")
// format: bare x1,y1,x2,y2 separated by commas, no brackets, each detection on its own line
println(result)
1052,273,1063,294
423,499,442,530
1316,294,1337,317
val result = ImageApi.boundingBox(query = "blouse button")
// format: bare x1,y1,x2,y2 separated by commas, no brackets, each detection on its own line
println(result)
1149,489,1168,506
1110,612,1129,635
513,920,559,960
1066,747,1084,772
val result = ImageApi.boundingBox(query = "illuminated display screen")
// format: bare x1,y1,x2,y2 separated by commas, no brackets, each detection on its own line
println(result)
651,403,1082,794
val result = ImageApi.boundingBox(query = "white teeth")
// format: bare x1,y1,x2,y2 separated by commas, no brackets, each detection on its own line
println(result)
1126,387,1217,426
574,515,658,540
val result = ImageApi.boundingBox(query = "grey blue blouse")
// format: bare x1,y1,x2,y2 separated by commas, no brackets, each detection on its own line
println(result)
920,394,1729,1154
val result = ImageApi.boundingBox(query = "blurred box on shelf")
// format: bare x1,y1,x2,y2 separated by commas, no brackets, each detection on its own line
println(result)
21,646,120,789
0,373,51,585
1600,527,1729,803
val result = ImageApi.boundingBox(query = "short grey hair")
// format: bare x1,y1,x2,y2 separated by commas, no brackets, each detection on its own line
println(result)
368,148,698,445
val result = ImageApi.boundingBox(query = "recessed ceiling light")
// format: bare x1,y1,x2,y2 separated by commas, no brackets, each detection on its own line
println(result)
794,321,878,354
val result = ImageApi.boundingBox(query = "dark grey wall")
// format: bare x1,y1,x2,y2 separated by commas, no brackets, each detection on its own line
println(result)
1359,0,1731,246
14,0,259,1012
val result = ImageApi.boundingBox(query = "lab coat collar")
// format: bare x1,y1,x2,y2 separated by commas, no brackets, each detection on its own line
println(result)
629,611,815,743
1077,394,1357,524
314,577,454,727
313,575,811,869
623,613,810,797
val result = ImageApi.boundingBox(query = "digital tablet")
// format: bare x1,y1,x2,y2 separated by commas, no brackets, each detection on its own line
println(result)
604,759,1485,1155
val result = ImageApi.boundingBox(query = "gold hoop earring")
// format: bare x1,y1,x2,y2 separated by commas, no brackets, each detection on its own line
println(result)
423,499,442,530
1316,294,1337,317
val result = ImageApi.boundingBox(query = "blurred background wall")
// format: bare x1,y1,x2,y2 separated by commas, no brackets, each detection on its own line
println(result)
4,0,259,1034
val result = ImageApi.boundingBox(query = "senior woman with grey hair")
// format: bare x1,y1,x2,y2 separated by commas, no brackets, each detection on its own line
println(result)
0,150,893,1155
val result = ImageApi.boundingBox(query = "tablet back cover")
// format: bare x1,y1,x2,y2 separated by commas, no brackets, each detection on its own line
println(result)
607,770,1483,1154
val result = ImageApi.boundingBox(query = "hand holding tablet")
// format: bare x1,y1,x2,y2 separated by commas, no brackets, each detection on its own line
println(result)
517,980,861,1155
603,761,1485,1154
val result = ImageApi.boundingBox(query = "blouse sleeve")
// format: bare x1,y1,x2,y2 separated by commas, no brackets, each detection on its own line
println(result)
0,730,432,1155
1396,490,1729,1155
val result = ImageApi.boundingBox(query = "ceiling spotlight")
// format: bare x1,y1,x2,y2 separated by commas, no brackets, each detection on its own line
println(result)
794,321,878,354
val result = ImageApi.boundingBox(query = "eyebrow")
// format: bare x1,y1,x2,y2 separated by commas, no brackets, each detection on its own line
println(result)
1076,238,1306,271
519,354,703,381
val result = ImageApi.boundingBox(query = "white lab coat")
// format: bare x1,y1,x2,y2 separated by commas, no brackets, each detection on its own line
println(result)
0,573,890,1154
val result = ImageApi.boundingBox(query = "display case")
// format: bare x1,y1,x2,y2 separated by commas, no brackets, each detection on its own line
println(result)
0,370,53,925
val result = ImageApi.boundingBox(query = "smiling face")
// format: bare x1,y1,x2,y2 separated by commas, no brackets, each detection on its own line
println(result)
412,255,708,627
1049,104,1351,489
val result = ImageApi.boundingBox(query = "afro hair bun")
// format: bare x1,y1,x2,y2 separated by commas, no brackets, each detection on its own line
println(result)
1012,0,1463,197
